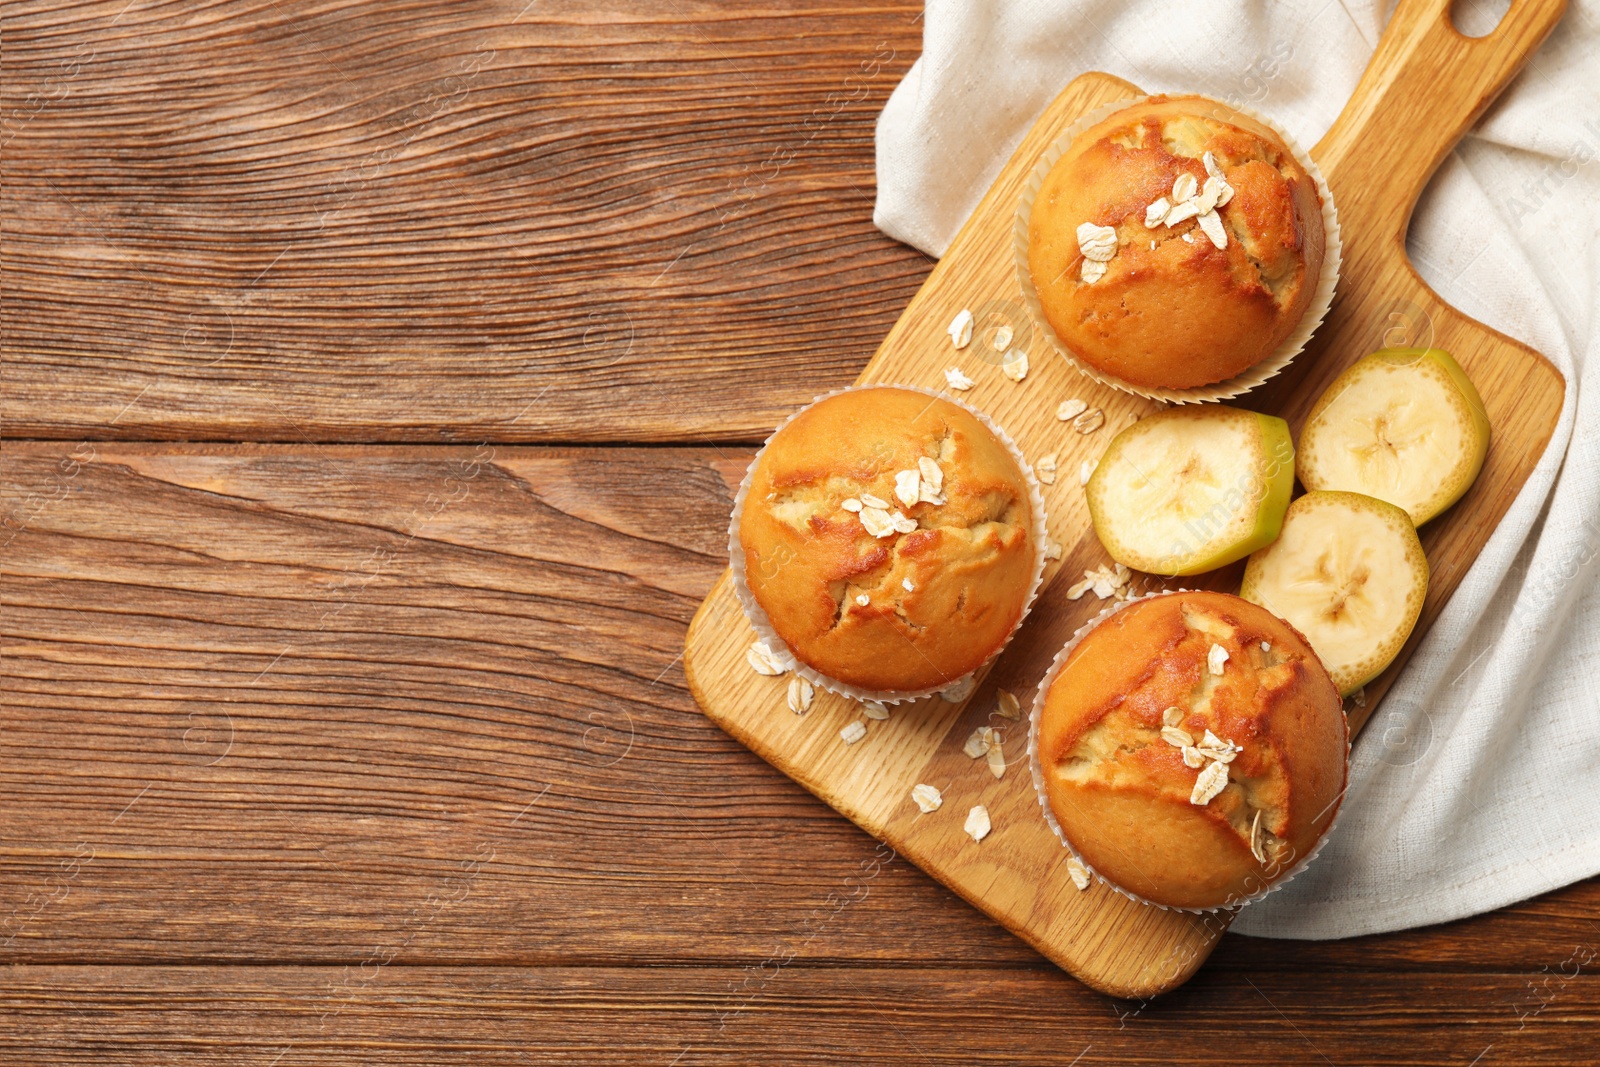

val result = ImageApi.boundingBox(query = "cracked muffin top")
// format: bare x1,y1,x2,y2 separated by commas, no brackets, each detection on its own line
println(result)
1026,95,1325,390
1036,590,1346,910
737,387,1038,694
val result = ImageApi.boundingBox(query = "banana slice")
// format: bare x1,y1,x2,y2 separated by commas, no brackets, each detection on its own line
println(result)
1240,491,1428,695
1087,406,1294,576
1297,348,1490,525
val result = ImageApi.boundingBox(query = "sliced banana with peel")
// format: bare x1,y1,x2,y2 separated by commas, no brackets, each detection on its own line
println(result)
1241,491,1428,696
1086,406,1295,577
1297,349,1490,526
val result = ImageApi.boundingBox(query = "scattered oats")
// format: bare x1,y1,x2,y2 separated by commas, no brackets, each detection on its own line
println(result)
1161,726,1195,749
1043,539,1064,562
1073,408,1106,434
995,689,1022,721
859,506,895,539
1181,745,1205,769
1066,856,1092,891
1196,209,1228,250
962,725,996,759
855,593,870,607
1163,706,1185,727
890,510,918,534
1208,642,1229,676
944,366,975,391
1351,687,1367,709
1261,641,1271,652
1181,231,1196,244
860,699,890,720
894,468,920,508
1191,759,1228,805
1164,199,1202,226
1197,729,1238,764
1001,349,1029,382
991,324,1014,351
1195,174,1226,214
902,577,915,592
840,497,863,513
919,490,947,506
917,457,944,494
840,720,867,745
786,676,814,715
1075,221,1119,262
1144,197,1172,228
986,742,1006,780
911,782,943,813
1172,172,1199,203
1150,239,1158,250
860,492,890,510
940,675,976,703
1036,452,1059,485
1079,459,1095,486
964,804,992,842
1080,257,1108,285
1250,809,1268,864
1066,576,1094,600
1204,153,1234,205
1091,574,1116,599
746,640,787,676
1057,398,1088,422
948,308,974,349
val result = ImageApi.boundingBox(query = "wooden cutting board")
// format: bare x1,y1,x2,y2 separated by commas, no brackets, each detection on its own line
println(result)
684,0,1566,997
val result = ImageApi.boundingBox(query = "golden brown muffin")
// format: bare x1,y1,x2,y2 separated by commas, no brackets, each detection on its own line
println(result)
1026,95,1326,390
1036,591,1346,909
737,387,1038,694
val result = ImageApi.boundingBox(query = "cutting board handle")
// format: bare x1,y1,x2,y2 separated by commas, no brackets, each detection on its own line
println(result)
1312,0,1566,248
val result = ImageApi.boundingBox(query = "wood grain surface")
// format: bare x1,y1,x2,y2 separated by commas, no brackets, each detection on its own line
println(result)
3,0,1596,1062
3,0,927,444
684,0,1566,995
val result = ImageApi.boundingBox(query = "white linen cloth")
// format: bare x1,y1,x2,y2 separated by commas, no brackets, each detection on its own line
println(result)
875,0,1600,938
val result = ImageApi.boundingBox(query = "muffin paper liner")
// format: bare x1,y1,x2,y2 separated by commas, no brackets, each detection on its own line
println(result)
1026,589,1350,915
728,383,1049,706
1012,95,1343,405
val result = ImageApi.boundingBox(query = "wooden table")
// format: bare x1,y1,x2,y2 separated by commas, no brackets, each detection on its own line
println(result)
4,3,1595,1062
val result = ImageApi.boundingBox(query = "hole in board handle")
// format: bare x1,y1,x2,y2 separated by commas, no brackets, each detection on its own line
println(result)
1451,0,1514,37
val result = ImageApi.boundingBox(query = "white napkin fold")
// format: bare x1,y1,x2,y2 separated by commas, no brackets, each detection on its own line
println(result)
875,0,1600,938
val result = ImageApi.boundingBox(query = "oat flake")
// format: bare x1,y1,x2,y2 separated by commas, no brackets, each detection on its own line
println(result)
995,689,1022,721
860,700,890,721
1208,643,1229,676
840,497,863,513
964,805,992,842
747,641,787,677
786,676,814,715
911,783,943,813
944,366,975,391
840,721,867,745
1066,856,1092,891
1001,350,1028,382
1191,760,1228,805
1057,398,1087,422
1036,452,1058,485
948,309,974,349
1074,408,1105,434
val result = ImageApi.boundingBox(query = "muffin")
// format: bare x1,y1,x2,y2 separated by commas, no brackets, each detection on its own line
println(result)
1025,95,1328,391
734,386,1042,697
1033,590,1347,910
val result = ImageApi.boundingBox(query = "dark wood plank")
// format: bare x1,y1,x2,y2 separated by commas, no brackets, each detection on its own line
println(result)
0,965,1595,1065
3,442,1597,991
2,0,928,444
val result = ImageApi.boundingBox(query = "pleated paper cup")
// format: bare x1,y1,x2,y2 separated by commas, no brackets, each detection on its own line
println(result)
1013,95,1342,405
728,384,1049,706
1026,589,1349,914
